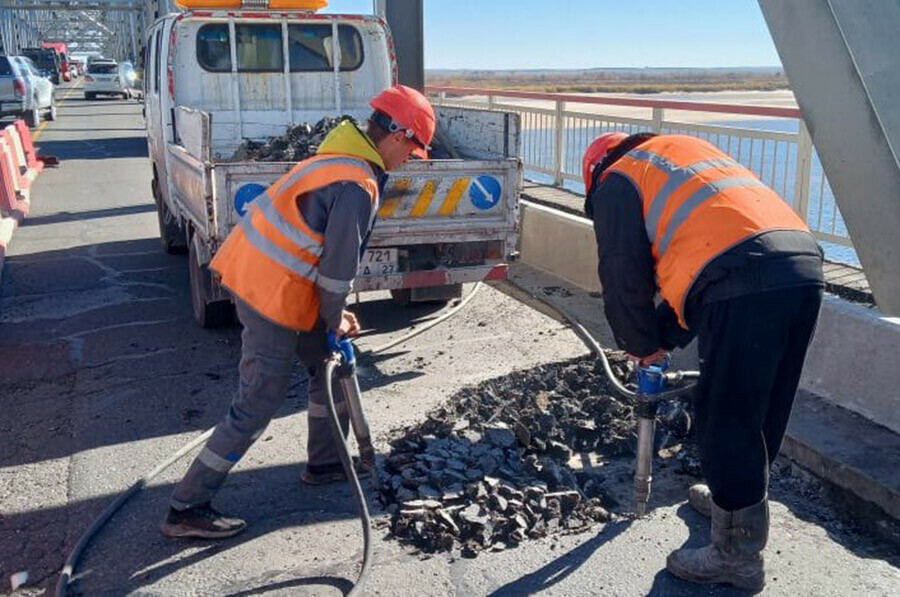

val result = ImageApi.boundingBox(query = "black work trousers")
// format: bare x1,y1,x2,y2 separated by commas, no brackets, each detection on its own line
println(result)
693,285,823,511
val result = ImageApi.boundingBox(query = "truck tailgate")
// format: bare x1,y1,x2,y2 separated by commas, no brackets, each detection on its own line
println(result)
370,158,520,248
212,158,521,249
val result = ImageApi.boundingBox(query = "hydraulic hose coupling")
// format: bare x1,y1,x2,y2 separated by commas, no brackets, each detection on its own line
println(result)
634,356,669,517
326,331,376,470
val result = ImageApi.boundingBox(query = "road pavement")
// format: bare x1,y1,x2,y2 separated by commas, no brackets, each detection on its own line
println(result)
1,83,897,595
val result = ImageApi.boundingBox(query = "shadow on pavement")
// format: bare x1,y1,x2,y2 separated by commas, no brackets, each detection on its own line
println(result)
35,136,148,159
488,519,633,595
24,203,155,226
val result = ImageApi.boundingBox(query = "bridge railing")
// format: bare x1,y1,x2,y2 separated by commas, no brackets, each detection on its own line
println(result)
428,86,851,248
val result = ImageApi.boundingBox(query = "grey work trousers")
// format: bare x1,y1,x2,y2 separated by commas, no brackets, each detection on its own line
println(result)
171,298,350,510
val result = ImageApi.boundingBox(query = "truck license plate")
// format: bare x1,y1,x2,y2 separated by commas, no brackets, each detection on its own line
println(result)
359,248,398,276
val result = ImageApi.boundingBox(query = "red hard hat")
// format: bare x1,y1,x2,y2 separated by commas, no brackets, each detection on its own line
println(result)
370,85,436,159
582,132,628,194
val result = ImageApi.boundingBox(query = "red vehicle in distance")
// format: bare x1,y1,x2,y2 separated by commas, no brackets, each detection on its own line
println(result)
41,42,70,82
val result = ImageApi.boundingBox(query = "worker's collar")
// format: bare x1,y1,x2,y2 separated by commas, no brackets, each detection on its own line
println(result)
316,120,386,171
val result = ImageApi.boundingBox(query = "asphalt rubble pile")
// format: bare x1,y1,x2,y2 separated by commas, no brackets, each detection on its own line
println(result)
230,116,358,162
377,354,698,556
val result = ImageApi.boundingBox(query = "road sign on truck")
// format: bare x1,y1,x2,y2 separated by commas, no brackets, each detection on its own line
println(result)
145,8,521,327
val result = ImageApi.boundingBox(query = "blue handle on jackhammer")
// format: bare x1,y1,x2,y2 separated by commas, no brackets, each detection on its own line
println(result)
637,358,669,396
327,330,356,366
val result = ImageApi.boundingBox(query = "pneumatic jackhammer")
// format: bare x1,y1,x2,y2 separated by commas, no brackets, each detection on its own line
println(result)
633,358,698,517
324,331,375,596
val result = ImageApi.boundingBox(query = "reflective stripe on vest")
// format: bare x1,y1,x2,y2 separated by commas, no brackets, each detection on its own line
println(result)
603,135,809,328
211,154,379,331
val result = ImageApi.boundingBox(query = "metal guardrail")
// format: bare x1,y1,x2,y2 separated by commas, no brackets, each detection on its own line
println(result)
428,86,851,248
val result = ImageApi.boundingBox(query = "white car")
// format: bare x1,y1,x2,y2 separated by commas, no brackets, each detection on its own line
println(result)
0,55,56,127
84,60,128,100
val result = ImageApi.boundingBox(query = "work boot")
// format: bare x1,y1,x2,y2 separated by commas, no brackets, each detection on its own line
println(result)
301,458,372,486
667,498,768,592
160,503,247,539
688,483,713,518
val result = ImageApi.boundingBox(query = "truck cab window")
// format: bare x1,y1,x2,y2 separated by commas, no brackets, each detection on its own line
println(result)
197,24,231,72
235,24,283,72
288,24,363,72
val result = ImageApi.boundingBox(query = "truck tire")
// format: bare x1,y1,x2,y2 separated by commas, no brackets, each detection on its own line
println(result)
24,104,41,128
189,237,235,328
153,177,188,254
84,93,95,101
46,99,58,121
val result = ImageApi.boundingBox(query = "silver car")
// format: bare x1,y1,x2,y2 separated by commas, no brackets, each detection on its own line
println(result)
0,55,56,127
85,60,128,100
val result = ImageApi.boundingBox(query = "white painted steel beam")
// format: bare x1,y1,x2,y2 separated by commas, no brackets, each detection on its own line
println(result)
759,0,900,314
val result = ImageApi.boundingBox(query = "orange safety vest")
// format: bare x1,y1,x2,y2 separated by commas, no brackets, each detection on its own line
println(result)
211,154,379,331
602,134,810,328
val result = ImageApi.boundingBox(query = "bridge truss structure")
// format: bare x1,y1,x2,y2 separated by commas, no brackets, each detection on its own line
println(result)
0,0,177,63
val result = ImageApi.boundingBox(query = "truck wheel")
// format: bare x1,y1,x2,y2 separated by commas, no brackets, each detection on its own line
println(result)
46,99,58,121
153,178,188,254
84,93,94,101
24,105,41,128
189,237,235,328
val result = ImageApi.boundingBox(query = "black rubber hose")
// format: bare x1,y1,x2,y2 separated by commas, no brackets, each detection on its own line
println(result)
323,358,373,597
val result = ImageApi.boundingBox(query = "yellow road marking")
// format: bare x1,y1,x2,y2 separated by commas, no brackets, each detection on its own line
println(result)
32,84,79,141
378,178,412,218
410,179,437,217
438,177,470,215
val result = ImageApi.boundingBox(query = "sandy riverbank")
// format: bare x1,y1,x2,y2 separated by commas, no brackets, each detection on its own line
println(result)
446,89,799,125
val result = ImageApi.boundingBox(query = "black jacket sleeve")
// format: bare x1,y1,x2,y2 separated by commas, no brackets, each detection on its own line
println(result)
589,173,661,357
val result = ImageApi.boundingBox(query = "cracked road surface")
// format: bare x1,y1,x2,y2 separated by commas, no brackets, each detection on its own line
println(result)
1,87,898,595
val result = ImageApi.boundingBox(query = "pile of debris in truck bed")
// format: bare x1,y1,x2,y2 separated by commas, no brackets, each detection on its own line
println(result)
377,354,698,556
230,116,358,162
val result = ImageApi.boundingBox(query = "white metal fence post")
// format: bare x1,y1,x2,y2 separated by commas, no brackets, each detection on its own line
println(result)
652,106,665,133
794,119,814,224
554,100,566,186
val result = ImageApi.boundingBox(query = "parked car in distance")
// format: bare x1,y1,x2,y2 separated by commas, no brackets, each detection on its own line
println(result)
21,47,61,84
84,60,128,100
0,55,56,126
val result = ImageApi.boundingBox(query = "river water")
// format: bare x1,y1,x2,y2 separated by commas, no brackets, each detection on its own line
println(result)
521,117,859,266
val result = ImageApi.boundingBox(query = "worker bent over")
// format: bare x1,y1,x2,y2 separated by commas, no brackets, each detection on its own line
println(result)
583,132,824,591
161,85,436,539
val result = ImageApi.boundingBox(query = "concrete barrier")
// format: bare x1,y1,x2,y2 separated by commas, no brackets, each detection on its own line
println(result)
0,131,32,285
802,299,900,434
519,201,601,292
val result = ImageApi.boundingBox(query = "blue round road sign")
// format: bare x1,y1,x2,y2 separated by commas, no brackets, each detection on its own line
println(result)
469,175,502,210
234,183,268,216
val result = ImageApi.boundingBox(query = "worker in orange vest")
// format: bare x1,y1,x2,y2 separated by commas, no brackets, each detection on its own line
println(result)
161,85,436,539
583,132,824,591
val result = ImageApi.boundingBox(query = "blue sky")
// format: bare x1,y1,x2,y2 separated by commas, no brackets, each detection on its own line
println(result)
326,0,781,69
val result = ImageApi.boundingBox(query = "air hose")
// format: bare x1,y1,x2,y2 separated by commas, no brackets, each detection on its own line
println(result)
55,283,485,596
323,356,372,597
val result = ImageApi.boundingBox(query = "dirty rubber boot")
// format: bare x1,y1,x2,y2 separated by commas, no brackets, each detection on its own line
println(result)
667,498,768,592
301,458,371,486
160,503,247,539
688,484,712,518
